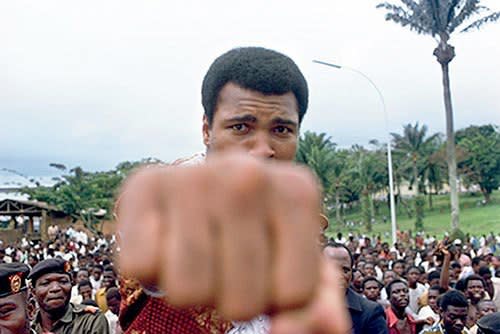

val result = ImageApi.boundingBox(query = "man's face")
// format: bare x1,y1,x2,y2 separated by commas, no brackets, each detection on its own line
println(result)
203,83,299,161
102,270,116,289
466,279,485,303
364,263,375,277
92,268,102,280
477,301,497,318
0,293,30,334
389,282,409,310
407,268,420,285
363,280,381,301
393,262,404,276
76,270,89,284
383,271,397,286
33,273,72,313
78,285,92,301
427,289,440,312
442,305,468,334
323,247,352,291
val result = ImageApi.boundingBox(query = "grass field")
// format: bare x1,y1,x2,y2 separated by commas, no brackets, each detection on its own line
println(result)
325,190,500,240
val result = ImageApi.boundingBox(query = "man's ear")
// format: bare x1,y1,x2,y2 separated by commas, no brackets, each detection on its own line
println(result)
202,115,211,147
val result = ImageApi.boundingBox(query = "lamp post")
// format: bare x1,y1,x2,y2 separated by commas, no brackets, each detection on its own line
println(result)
313,59,398,245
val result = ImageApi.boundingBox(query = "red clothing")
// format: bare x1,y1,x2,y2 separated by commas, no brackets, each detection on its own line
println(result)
119,277,233,334
386,307,416,334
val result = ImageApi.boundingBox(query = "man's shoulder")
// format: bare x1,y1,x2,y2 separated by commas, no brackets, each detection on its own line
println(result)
72,303,101,316
71,304,109,332
347,289,385,314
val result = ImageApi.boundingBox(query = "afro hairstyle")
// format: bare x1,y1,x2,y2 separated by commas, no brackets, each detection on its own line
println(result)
201,46,308,126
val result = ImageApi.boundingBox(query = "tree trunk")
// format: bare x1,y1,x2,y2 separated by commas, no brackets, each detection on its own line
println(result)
335,189,341,223
440,62,460,230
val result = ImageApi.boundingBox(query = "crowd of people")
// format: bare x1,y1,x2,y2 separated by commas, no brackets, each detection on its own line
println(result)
324,231,500,333
1,47,499,334
0,226,499,333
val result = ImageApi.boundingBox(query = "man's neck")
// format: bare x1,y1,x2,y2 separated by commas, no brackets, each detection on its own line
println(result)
391,305,407,320
40,305,68,331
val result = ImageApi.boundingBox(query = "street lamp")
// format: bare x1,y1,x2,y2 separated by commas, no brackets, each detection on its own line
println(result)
313,59,398,245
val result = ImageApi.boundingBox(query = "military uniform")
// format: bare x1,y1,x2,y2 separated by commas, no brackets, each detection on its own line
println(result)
28,258,110,334
32,302,109,334
0,262,35,334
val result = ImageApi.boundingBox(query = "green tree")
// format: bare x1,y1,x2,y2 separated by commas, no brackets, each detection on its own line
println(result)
22,158,160,232
350,145,387,232
456,124,500,203
391,123,440,230
377,0,500,231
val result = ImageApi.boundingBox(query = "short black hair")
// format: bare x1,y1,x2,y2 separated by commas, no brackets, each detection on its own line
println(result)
362,276,382,290
78,279,92,290
385,279,408,298
106,287,121,301
325,240,354,268
478,266,492,277
472,256,484,267
428,270,441,282
465,274,485,289
439,290,468,311
202,47,308,126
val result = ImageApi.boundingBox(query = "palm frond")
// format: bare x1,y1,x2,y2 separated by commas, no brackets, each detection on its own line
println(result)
461,11,500,31
449,0,484,32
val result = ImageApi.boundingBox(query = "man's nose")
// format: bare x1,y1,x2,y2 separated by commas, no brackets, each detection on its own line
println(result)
48,282,62,292
249,133,275,159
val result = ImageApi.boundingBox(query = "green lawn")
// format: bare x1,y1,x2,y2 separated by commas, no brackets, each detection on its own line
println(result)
326,190,500,240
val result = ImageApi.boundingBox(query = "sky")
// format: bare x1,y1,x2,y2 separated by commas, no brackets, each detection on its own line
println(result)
1,0,499,182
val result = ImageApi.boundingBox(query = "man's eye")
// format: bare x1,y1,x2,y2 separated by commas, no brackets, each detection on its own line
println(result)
274,126,292,134
231,124,248,133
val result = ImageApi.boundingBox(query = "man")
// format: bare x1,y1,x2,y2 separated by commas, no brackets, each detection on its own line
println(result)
29,258,109,333
420,290,469,334
386,279,416,334
105,287,122,334
116,46,350,334
76,279,93,303
95,265,117,312
90,264,103,293
407,266,428,315
0,262,34,334
469,300,497,334
466,275,488,328
362,276,383,302
70,268,90,304
323,241,388,334
417,286,443,331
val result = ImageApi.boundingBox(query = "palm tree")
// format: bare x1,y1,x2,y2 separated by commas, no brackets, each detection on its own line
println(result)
391,123,440,230
377,0,499,231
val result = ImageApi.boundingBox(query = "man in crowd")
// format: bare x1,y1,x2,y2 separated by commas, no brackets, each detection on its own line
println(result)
385,279,416,334
95,265,117,312
362,276,384,304
466,275,488,328
476,312,500,334
76,279,93,304
407,266,427,315
115,46,350,334
420,290,469,334
469,300,497,334
105,287,122,334
29,258,109,333
323,241,388,334
0,262,34,334
417,286,442,331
